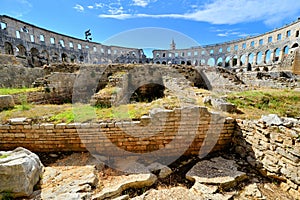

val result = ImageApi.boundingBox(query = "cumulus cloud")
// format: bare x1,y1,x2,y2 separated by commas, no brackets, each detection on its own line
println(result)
74,4,84,12
98,0,300,26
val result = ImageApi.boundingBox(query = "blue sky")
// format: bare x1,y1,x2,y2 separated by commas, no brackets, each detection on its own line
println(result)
1,0,300,57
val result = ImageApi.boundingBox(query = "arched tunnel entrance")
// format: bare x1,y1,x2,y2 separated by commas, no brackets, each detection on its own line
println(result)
130,83,165,102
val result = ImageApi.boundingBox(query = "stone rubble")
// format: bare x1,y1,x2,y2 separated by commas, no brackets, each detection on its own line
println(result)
0,147,44,198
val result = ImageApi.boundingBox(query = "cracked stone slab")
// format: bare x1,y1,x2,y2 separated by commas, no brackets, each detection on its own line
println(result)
186,157,247,190
92,173,157,200
40,165,98,199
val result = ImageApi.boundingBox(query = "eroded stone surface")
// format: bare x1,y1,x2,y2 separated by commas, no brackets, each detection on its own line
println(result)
186,157,247,190
92,173,157,200
0,95,14,111
40,165,98,199
0,147,44,198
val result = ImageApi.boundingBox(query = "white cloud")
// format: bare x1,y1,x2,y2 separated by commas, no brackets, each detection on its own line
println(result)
132,0,157,7
98,0,300,26
132,0,149,7
88,5,94,9
74,4,84,12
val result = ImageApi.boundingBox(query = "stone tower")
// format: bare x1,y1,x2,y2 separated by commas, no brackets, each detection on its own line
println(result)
170,39,176,50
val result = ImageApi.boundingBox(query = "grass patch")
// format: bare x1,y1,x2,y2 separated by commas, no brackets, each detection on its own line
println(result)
0,87,40,95
0,154,8,159
227,89,300,119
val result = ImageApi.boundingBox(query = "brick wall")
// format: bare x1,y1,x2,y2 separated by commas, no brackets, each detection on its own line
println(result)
0,106,235,157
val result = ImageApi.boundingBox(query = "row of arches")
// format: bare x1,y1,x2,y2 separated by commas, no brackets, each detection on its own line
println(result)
154,43,298,67
3,42,85,66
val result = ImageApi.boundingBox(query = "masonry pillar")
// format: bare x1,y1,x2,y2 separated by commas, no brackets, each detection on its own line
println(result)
230,57,233,67
279,49,284,62
262,53,266,64
270,51,275,64
245,55,249,66
237,57,241,67
253,53,257,65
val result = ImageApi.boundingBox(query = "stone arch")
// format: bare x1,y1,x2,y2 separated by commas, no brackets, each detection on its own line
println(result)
61,53,68,62
291,43,299,48
16,44,27,57
79,55,84,62
207,58,215,67
200,59,206,65
274,48,280,62
265,49,271,64
51,51,59,62
162,61,167,65
283,45,289,55
232,55,238,66
240,54,246,66
181,61,186,65
225,56,231,67
248,53,254,65
4,42,14,55
71,54,77,63
187,60,192,65
30,48,39,57
156,61,161,64
194,60,198,66
40,50,49,65
257,51,263,64
217,57,223,66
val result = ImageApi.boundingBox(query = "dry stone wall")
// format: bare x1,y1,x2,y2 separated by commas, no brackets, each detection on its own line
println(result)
0,107,234,158
233,115,300,196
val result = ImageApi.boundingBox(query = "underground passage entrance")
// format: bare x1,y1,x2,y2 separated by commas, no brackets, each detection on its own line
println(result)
130,83,165,102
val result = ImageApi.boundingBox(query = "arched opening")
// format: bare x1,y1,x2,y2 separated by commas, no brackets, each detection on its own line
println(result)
225,56,230,67
156,61,161,64
274,48,280,62
194,60,198,66
283,46,289,55
217,57,223,66
187,60,192,65
207,58,215,67
131,84,165,103
30,48,39,57
16,44,27,57
61,53,68,62
240,54,246,66
181,61,186,65
265,50,271,64
40,50,49,65
200,59,206,66
257,52,263,64
51,52,59,62
232,55,238,66
162,61,167,65
248,53,254,65
4,42,14,55
71,55,77,63
247,63,252,71
79,55,84,62
291,43,299,48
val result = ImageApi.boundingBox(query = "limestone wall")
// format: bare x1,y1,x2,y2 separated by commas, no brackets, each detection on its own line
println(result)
0,65,44,87
233,116,300,196
0,107,234,158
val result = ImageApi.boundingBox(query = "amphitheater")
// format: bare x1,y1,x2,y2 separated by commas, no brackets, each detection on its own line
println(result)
0,15,300,199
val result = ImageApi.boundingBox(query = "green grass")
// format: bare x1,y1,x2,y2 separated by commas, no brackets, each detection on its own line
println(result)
0,87,40,95
227,89,300,119
0,154,8,159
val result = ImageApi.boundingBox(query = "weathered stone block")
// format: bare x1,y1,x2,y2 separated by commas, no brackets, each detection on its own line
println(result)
0,147,44,198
